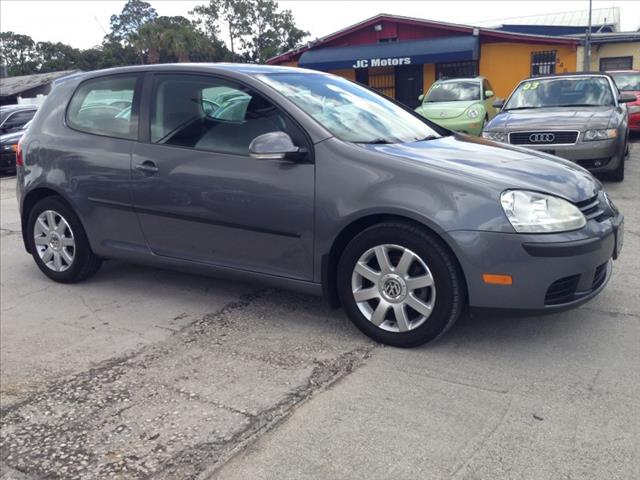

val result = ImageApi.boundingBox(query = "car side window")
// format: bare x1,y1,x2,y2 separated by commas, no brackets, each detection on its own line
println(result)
3,110,35,129
66,75,139,140
150,74,299,156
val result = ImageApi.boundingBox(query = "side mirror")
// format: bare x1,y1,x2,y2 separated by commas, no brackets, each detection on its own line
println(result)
418,94,425,102
484,90,494,99
618,92,636,104
249,131,303,161
492,99,505,109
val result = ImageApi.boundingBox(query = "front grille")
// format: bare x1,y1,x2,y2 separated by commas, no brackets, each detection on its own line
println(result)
574,194,608,222
509,131,578,145
592,263,607,289
544,274,580,305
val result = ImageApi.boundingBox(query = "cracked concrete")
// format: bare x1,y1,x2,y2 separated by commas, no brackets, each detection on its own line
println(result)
1,138,639,480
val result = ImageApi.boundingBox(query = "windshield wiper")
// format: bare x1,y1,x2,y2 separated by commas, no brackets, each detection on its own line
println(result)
553,104,603,107
359,139,393,144
503,106,539,111
414,135,439,142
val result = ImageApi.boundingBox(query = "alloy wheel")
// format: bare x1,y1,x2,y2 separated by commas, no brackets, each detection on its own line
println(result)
351,244,436,333
33,210,76,272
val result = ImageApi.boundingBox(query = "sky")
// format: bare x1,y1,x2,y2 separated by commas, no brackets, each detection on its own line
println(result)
0,0,638,50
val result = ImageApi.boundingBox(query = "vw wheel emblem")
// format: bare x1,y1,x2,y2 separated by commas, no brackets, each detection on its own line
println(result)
383,279,402,298
529,133,555,143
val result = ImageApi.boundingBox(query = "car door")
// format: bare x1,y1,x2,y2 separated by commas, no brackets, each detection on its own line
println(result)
130,72,315,281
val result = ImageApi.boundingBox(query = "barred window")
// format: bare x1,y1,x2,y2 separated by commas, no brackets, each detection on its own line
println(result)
531,50,557,77
435,61,478,80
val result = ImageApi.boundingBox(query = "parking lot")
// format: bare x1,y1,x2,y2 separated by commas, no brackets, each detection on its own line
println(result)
0,138,638,479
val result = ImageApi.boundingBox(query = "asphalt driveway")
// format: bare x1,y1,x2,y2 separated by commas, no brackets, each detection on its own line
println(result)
1,139,638,479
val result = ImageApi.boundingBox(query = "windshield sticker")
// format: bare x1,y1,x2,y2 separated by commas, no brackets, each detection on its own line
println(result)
523,81,540,91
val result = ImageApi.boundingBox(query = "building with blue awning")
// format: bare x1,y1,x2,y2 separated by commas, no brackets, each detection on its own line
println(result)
268,14,580,107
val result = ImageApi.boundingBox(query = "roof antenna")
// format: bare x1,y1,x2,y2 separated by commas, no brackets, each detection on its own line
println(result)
94,16,108,36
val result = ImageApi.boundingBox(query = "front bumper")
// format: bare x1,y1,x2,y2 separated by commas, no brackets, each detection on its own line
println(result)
515,137,624,173
446,212,623,311
427,116,484,136
629,111,640,132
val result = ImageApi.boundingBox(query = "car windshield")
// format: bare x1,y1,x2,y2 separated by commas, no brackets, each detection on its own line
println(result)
609,72,640,92
257,72,440,144
425,81,480,102
504,77,615,110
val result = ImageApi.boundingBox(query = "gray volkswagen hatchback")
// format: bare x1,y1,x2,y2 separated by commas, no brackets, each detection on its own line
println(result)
16,64,624,347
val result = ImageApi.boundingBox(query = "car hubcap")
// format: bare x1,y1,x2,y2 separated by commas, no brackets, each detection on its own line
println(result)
351,244,436,333
33,210,75,272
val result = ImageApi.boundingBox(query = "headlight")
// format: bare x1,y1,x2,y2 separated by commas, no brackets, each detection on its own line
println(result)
583,129,617,141
482,131,506,142
500,190,586,233
1,144,14,151
467,108,480,119
628,105,640,114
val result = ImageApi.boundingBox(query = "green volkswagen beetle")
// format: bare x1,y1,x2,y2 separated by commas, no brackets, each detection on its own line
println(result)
415,77,499,136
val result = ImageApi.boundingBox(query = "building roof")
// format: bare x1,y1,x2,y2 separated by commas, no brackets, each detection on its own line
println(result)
267,13,580,65
475,7,620,30
569,31,640,44
0,70,79,98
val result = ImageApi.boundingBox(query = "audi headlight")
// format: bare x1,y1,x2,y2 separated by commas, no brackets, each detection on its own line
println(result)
482,131,506,142
1,144,14,151
467,108,480,119
500,190,586,233
583,129,617,141
628,105,640,114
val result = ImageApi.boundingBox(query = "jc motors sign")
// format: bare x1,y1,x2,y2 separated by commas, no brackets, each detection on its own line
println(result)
353,57,412,69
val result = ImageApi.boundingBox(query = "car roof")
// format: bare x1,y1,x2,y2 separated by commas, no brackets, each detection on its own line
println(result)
524,72,613,81
606,69,639,73
79,63,322,81
436,76,484,83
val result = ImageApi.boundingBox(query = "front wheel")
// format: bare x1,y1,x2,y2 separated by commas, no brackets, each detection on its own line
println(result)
27,197,102,283
337,222,465,347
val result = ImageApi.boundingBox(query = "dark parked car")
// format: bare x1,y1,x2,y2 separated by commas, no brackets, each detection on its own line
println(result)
483,73,634,181
0,120,31,173
16,64,624,347
0,105,38,134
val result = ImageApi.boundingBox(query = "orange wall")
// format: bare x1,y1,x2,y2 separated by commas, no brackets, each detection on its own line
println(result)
328,68,356,81
479,42,577,98
423,64,435,94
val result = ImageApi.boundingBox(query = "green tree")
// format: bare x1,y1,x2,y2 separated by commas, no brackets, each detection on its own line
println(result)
34,41,81,73
192,0,248,58
108,0,158,44
0,32,38,76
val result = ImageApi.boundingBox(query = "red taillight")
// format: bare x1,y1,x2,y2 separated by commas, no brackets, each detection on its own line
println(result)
15,140,23,167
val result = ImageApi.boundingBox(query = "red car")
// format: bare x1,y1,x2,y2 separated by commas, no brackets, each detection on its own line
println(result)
608,70,640,132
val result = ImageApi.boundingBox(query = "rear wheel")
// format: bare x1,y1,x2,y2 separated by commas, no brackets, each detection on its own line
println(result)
337,222,465,347
27,197,102,283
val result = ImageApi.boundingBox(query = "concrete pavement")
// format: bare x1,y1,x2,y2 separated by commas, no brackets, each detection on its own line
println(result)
1,140,639,479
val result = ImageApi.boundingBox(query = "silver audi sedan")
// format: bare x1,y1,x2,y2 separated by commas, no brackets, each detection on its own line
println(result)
483,73,634,181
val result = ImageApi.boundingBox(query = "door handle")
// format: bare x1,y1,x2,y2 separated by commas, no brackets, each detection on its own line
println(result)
135,161,159,174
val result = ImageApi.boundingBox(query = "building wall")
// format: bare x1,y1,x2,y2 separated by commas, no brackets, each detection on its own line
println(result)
576,42,640,71
479,42,577,98
423,64,436,94
328,69,356,81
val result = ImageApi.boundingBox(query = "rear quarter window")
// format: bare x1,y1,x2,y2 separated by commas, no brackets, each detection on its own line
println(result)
66,75,139,140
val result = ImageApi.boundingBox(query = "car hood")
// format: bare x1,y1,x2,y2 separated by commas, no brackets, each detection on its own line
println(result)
360,134,599,203
416,100,479,120
487,106,614,130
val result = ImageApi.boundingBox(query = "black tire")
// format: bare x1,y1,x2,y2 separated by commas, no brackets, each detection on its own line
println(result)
27,196,102,283
337,222,466,347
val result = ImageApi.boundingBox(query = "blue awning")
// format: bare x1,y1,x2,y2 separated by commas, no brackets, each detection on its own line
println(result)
298,35,479,71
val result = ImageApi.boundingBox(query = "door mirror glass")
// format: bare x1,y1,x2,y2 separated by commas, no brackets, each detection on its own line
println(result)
492,98,505,109
618,92,636,104
249,131,300,160
484,89,494,99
